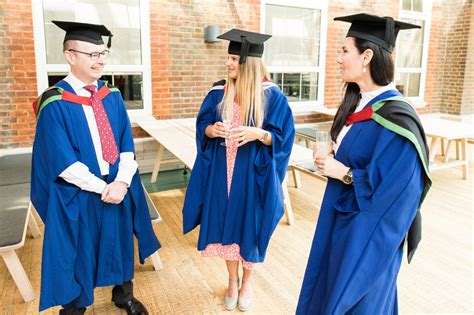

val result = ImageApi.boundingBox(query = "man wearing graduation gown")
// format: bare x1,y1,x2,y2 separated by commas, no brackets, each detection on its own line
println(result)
181,30,295,264
31,21,160,315
296,14,432,314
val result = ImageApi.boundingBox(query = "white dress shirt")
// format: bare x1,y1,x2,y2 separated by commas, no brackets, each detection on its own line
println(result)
59,73,138,194
333,83,396,154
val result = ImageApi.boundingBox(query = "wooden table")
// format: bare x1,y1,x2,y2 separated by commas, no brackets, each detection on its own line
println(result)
136,117,325,225
294,117,473,179
420,116,472,179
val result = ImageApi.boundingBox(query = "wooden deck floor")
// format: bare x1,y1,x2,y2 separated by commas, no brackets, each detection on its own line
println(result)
1,162,472,314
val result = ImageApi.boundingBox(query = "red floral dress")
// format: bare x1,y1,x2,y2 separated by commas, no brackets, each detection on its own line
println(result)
201,102,257,270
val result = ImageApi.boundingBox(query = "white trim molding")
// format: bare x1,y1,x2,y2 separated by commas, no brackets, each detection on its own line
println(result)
396,0,432,107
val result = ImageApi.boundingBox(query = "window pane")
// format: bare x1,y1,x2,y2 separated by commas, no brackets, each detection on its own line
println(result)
48,73,67,86
43,0,141,65
106,73,143,110
402,0,412,11
396,72,421,97
413,0,423,12
272,72,318,102
301,73,318,101
282,73,301,102
396,19,424,68
271,73,283,90
265,5,321,67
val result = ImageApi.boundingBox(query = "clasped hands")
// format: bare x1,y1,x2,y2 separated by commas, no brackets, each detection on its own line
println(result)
101,181,128,204
208,121,263,147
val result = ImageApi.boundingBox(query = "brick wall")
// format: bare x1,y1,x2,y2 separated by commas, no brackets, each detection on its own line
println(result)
149,0,260,120
423,0,445,113
0,0,472,149
459,0,473,115
430,0,473,115
0,0,37,149
426,0,473,115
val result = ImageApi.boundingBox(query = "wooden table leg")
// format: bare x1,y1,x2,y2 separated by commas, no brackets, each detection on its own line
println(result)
282,175,295,226
461,137,468,180
456,139,460,160
428,136,438,163
150,251,163,271
292,167,302,188
150,143,164,184
443,139,452,163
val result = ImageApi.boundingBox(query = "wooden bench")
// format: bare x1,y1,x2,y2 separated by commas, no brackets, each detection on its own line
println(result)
136,117,304,224
0,151,41,302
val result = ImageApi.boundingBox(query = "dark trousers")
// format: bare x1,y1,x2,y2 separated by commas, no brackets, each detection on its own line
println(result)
60,280,133,314
111,280,134,304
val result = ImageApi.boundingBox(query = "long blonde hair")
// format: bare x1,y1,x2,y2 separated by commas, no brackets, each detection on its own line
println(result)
220,57,270,128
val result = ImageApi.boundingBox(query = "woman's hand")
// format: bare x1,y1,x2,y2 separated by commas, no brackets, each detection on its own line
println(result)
205,122,226,138
314,154,350,181
229,126,265,147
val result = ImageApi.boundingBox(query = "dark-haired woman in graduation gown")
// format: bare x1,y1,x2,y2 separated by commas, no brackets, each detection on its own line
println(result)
297,14,432,314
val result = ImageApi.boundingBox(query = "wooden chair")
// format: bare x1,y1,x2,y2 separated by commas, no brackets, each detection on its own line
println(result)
0,184,40,302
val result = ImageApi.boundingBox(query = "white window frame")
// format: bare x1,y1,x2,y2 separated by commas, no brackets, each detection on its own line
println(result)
261,0,328,114
32,0,152,120
396,0,432,107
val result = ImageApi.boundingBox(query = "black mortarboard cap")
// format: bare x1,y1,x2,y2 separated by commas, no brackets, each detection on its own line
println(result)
334,13,420,53
52,20,113,49
217,29,271,64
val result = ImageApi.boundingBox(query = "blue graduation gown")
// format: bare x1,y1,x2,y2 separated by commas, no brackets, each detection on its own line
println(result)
31,80,160,311
296,91,425,314
182,82,295,263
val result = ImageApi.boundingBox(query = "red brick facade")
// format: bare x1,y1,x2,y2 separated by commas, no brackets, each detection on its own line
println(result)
0,0,37,148
0,0,472,148
149,0,261,120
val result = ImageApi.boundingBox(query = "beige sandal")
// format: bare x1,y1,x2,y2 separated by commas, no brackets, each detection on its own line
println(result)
238,279,253,312
224,278,239,311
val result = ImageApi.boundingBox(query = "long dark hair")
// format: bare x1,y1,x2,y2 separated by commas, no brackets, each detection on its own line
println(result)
330,37,395,141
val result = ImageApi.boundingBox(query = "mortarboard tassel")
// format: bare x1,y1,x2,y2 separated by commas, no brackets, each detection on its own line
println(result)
384,16,395,51
107,35,112,49
239,36,249,64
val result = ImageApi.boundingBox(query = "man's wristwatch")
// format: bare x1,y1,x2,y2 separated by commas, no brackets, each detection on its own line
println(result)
342,168,353,185
259,131,269,142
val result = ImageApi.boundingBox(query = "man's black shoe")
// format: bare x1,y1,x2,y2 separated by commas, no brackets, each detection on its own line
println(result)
59,307,86,315
114,298,149,315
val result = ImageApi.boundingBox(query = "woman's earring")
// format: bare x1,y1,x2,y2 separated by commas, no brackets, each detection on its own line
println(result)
362,67,367,73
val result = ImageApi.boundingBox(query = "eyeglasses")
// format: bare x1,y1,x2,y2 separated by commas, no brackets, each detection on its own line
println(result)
68,49,110,61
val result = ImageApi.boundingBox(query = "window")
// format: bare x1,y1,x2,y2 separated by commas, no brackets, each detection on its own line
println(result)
261,0,328,112
32,0,152,116
395,0,431,103
402,0,424,12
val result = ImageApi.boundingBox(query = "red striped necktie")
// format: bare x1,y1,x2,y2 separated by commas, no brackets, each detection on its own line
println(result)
84,84,118,165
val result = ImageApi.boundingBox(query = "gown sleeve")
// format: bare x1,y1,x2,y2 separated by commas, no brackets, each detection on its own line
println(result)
31,101,81,220
182,90,220,233
254,87,295,254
